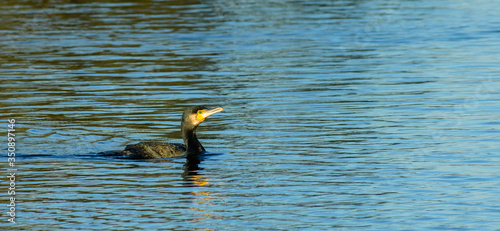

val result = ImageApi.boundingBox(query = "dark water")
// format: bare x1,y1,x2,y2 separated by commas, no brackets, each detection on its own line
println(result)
2,0,500,230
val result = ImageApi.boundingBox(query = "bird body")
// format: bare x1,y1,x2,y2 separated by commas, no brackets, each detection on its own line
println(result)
121,141,186,159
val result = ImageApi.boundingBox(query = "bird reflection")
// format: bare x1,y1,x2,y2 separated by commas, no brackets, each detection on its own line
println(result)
182,154,216,228
183,154,202,176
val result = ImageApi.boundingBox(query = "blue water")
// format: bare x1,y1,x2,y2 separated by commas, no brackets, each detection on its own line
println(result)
1,0,500,230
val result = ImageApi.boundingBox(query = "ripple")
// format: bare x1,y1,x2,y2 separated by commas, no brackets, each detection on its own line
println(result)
2,0,500,230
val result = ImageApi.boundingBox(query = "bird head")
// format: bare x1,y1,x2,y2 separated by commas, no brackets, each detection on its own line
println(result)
182,106,224,129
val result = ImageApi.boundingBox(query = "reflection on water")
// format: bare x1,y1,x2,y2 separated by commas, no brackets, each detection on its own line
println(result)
2,0,500,230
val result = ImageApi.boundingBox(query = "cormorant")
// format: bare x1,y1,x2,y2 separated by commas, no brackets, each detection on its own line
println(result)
112,106,224,159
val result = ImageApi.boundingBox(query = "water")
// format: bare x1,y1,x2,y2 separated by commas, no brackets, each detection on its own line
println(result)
2,0,500,230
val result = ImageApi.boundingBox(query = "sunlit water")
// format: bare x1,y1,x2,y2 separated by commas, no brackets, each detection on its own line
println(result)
1,0,500,230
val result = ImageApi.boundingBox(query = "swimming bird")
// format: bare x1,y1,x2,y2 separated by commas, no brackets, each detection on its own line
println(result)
113,106,224,159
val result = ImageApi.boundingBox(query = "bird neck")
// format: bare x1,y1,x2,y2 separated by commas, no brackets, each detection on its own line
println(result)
182,127,205,155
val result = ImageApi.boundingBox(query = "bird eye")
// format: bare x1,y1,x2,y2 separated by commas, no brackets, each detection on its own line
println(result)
198,110,203,114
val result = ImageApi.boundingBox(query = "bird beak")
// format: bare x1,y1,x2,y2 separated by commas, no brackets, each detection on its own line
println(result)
199,107,224,121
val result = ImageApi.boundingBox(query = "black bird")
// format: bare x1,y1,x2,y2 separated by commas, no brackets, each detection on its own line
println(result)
112,106,224,159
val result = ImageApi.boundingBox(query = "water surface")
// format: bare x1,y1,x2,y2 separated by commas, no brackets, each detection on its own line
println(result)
1,0,500,230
